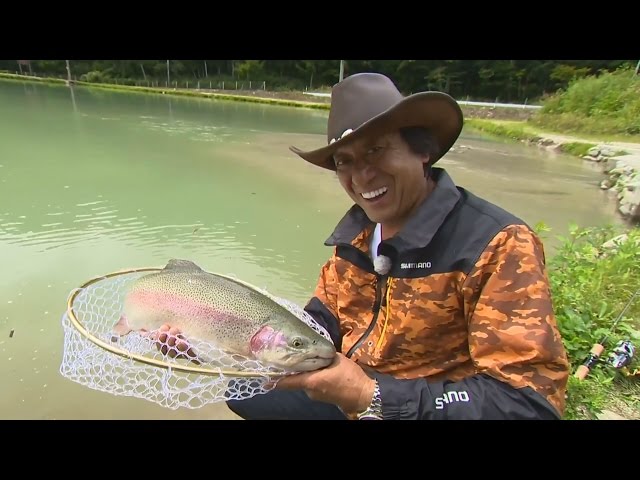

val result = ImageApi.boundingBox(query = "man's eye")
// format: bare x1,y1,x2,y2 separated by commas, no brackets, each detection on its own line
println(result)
367,146,383,155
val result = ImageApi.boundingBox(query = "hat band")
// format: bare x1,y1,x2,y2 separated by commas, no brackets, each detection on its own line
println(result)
329,128,354,145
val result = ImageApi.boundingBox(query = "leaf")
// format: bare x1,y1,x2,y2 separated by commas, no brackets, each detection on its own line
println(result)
598,301,609,319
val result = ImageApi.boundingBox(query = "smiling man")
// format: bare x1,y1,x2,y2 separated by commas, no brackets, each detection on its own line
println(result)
225,72,570,420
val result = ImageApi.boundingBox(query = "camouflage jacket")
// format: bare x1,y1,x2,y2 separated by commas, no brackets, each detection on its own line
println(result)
305,168,569,420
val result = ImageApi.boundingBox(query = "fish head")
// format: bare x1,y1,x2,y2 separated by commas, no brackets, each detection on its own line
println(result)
249,314,336,372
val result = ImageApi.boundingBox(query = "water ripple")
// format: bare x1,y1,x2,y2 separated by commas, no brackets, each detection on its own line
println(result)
76,200,105,207
0,209,264,256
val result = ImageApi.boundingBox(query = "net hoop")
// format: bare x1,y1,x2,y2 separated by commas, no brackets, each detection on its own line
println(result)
65,266,309,378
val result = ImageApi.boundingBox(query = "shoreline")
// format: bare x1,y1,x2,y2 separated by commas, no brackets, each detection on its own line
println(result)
3,72,639,225
464,120,640,225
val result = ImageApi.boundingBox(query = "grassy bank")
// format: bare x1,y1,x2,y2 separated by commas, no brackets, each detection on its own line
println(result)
0,72,330,111
531,66,640,136
465,118,600,157
459,67,640,157
541,223,640,419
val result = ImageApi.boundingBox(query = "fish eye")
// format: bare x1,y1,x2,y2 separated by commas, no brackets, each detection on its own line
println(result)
291,337,305,348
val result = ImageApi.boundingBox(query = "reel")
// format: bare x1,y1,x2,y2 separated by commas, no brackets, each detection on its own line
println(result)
606,340,635,369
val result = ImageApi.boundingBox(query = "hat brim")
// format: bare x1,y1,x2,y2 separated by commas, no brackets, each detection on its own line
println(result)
289,91,463,171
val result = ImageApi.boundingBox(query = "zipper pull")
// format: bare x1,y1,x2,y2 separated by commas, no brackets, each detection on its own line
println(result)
374,276,392,354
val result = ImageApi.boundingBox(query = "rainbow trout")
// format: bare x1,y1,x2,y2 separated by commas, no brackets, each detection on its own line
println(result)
112,259,336,372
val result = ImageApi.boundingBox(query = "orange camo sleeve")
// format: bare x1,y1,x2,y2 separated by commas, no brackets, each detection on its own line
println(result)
462,224,569,416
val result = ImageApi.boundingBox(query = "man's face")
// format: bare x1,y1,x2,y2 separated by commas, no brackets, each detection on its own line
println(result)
332,130,430,227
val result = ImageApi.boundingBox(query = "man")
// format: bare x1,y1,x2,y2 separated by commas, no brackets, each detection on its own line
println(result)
225,72,570,420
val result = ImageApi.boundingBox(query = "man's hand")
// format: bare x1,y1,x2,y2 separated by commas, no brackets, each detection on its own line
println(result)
274,353,376,416
153,324,200,364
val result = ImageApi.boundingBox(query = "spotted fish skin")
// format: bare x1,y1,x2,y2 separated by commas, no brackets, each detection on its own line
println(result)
114,259,336,372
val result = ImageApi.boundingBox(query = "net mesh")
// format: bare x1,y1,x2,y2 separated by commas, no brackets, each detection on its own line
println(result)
59,269,333,410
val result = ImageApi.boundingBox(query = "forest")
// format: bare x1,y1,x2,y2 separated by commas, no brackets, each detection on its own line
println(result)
1,59,636,103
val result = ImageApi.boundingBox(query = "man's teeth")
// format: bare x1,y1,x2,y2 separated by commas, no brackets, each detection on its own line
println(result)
361,187,388,200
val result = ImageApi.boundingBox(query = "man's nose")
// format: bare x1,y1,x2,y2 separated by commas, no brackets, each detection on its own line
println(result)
351,161,376,188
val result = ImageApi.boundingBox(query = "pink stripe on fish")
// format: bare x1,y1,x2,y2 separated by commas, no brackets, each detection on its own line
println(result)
129,289,232,322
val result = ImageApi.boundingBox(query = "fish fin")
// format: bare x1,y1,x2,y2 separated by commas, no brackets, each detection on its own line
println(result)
164,259,204,272
112,315,132,335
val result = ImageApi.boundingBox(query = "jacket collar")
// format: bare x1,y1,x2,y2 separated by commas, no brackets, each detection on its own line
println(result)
324,168,461,252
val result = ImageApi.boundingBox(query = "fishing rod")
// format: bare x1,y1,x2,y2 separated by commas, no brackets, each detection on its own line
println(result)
574,287,640,380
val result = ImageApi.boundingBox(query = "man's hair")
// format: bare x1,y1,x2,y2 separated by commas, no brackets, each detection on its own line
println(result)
399,127,440,175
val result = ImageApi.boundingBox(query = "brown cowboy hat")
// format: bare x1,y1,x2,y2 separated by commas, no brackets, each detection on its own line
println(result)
289,72,464,171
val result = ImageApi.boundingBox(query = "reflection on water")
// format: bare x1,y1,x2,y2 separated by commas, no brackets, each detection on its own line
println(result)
0,80,623,419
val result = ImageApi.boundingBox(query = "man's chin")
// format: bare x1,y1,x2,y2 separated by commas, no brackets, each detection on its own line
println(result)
360,206,390,224
356,195,393,220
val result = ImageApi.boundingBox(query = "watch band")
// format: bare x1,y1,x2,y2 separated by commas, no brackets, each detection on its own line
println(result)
356,380,383,420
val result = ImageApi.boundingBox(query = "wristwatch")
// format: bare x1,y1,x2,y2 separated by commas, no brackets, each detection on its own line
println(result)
356,380,383,420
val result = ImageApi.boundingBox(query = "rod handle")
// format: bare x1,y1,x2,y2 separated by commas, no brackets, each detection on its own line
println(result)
574,343,605,380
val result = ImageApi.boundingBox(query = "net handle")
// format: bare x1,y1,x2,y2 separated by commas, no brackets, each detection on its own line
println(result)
66,266,287,378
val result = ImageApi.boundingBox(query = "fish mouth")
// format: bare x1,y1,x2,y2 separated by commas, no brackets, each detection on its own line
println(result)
260,349,335,372
283,351,335,372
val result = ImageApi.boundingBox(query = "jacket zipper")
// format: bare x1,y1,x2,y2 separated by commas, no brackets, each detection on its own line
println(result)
345,273,385,358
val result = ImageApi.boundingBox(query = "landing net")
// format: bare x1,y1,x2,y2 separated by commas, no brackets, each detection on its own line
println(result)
59,267,332,410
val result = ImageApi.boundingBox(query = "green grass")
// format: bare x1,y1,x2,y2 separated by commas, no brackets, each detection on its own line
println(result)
465,118,543,142
466,67,640,149
537,223,640,419
559,142,597,157
531,66,640,137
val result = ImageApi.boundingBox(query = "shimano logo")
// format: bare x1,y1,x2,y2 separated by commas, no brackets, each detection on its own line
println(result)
435,390,470,410
400,262,432,269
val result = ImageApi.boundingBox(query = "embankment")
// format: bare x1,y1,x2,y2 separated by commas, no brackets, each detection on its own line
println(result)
585,147,640,222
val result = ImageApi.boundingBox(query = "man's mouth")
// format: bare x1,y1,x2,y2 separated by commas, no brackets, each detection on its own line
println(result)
361,186,388,201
